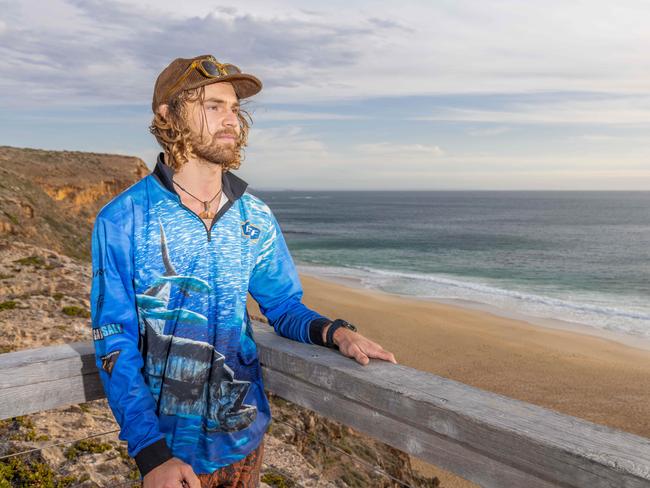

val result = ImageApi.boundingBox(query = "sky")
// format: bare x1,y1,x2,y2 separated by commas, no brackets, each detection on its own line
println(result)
1,0,650,190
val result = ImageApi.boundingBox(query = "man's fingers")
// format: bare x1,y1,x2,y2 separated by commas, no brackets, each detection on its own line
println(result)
348,343,369,365
180,465,201,488
363,342,398,364
377,349,397,364
340,336,397,365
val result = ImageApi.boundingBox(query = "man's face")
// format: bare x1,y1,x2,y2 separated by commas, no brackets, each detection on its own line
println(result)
185,81,242,166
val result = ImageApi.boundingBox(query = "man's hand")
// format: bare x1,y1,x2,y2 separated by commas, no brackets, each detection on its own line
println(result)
143,457,201,488
323,323,398,366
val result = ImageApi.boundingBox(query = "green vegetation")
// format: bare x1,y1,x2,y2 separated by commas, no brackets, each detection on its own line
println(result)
261,471,297,488
0,414,55,488
12,255,56,270
52,293,64,301
14,256,46,267
7,416,49,442
2,211,18,225
64,439,112,461
61,306,90,318
115,445,130,462
114,445,140,480
0,455,77,488
0,301,16,312
340,469,371,488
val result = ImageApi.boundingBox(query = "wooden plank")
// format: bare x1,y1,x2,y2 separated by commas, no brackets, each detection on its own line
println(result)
0,341,95,389
253,323,650,488
0,322,648,488
0,342,100,416
263,367,558,488
0,375,105,418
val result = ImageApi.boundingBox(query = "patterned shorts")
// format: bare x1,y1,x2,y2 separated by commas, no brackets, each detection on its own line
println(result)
195,437,265,488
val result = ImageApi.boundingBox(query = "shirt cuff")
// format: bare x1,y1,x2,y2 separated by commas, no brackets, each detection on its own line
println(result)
309,317,332,346
134,438,174,477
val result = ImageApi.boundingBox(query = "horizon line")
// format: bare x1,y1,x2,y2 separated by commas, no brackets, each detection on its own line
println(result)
250,188,650,192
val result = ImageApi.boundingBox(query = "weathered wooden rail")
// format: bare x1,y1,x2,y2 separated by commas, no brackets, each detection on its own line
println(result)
1,320,649,487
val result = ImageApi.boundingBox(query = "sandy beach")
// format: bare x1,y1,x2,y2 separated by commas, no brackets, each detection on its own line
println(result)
250,272,650,487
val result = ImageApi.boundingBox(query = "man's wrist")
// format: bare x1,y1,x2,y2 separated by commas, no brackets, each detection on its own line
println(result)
309,317,332,346
326,325,347,345
324,319,358,348
134,438,173,477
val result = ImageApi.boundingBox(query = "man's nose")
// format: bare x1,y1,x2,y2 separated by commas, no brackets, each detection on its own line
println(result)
223,110,238,128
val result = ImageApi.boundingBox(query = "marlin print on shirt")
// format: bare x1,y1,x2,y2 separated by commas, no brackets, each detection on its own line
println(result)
135,222,257,432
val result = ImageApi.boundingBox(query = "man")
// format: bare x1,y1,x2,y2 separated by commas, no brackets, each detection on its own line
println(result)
90,54,397,488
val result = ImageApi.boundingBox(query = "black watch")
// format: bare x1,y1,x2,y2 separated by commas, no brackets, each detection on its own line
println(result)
325,319,357,349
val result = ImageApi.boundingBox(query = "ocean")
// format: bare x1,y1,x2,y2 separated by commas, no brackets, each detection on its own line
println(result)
252,190,650,341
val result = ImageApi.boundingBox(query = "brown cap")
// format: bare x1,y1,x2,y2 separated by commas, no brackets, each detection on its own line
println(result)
152,54,262,113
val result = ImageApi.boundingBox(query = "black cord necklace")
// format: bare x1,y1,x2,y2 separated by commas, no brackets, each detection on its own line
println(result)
172,178,223,219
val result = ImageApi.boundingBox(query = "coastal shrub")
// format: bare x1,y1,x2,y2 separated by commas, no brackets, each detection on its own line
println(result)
12,255,56,270
340,469,371,488
115,445,140,480
2,211,19,225
7,415,49,442
13,256,46,267
261,471,297,488
0,301,16,312
61,306,90,318
0,455,76,487
64,439,112,460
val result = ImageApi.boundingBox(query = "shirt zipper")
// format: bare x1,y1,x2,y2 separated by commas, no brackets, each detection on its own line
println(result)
174,195,231,242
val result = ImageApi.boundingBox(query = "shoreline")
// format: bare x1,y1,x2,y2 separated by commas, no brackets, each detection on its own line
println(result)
278,271,650,487
251,270,650,437
248,270,650,487
296,264,650,354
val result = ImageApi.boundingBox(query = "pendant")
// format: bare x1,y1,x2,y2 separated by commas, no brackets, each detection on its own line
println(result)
199,201,214,219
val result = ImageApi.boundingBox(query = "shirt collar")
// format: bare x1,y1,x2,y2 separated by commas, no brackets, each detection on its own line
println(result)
152,152,249,202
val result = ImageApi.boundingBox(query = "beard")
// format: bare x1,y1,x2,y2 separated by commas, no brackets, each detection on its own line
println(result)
188,130,242,169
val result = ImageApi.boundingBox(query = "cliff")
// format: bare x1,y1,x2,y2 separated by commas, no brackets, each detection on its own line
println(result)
0,146,148,261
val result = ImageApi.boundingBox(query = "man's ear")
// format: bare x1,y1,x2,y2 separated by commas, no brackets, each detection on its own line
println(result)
157,103,169,119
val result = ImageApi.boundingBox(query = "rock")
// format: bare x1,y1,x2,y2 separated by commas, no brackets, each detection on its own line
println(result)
0,145,148,260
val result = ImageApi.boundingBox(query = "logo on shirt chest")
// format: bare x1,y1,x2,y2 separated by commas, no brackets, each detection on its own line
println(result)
241,220,261,241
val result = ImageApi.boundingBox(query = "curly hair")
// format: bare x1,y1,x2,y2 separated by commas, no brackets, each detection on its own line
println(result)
148,85,253,172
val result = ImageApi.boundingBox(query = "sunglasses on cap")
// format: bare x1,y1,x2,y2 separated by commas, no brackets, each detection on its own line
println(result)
163,56,242,101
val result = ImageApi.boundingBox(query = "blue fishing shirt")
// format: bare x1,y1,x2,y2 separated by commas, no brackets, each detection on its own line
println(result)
90,153,332,477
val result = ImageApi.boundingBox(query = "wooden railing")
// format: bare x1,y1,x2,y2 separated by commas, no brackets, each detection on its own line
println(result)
1,321,649,488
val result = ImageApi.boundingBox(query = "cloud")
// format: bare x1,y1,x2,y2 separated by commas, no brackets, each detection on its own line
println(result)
356,142,444,157
3,0,650,190
0,0,396,107
253,110,369,121
244,125,331,167
413,95,650,125
466,126,513,137
5,0,650,109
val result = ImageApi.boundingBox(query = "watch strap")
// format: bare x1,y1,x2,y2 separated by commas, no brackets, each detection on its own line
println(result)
309,317,331,346
326,319,357,349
